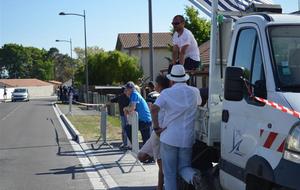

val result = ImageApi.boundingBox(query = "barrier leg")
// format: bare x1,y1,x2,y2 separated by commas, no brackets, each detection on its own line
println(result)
91,106,113,150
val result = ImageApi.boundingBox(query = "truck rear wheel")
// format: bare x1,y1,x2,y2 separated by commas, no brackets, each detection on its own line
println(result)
246,175,272,190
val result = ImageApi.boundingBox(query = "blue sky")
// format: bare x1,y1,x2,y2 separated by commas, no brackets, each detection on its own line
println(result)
0,0,298,56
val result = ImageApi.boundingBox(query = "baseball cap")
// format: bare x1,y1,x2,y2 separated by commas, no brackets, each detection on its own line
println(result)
124,81,135,89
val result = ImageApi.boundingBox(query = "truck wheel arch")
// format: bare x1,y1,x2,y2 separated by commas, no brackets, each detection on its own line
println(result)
245,155,275,183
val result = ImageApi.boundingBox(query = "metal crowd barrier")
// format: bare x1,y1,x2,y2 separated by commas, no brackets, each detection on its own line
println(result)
91,105,113,150
116,111,145,173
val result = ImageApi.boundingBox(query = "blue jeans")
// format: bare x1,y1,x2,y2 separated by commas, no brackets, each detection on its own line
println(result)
124,120,151,146
160,142,196,190
138,120,151,145
120,116,128,146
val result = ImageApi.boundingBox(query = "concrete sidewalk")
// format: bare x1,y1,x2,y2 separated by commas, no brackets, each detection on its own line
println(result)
58,103,159,190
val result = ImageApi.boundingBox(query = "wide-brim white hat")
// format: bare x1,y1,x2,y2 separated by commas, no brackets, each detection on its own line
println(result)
167,64,190,82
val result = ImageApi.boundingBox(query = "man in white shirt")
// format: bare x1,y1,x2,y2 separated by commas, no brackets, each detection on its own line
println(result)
169,15,200,73
151,65,205,190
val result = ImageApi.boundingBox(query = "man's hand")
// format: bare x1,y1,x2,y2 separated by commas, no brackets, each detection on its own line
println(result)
123,107,130,115
154,127,167,137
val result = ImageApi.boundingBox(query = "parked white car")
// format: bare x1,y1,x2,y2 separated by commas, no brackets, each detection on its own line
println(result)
11,88,29,102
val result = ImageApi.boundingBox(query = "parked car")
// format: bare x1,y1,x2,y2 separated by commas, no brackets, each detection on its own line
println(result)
11,88,29,102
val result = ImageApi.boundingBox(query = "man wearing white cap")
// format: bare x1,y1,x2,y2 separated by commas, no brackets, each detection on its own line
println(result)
151,65,205,190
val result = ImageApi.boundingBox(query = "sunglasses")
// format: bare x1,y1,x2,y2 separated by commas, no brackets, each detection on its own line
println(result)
172,22,181,26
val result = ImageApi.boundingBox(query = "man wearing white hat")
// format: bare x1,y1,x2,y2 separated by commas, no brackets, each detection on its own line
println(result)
151,64,204,190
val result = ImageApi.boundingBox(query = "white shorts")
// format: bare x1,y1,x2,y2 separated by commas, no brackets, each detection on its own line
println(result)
139,131,160,160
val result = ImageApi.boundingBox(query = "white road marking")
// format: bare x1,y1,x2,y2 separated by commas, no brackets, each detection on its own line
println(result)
1,103,24,121
52,103,107,190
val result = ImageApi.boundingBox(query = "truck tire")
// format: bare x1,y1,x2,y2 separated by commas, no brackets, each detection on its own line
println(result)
246,175,272,190
211,165,223,190
177,176,194,190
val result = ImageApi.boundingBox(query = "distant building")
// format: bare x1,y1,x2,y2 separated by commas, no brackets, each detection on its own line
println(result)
0,78,54,98
116,32,172,80
199,40,210,67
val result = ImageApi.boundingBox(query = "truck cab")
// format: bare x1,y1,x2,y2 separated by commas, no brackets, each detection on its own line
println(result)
220,13,300,190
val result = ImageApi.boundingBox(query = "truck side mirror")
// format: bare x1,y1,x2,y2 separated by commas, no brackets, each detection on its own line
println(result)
254,80,267,99
224,66,244,101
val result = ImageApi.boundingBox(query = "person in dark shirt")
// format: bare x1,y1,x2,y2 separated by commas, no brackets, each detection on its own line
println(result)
145,81,160,106
110,87,130,149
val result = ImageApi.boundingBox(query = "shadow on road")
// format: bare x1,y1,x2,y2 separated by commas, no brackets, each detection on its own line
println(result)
110,187,156,190
35,164,96,179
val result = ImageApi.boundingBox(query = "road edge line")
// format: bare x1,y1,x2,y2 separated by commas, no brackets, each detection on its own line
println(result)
52,102,120,190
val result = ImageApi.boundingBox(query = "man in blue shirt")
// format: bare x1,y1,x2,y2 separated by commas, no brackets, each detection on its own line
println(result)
124,81,152,145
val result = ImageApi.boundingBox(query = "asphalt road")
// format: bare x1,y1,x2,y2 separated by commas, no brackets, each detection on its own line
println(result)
0,99,94,190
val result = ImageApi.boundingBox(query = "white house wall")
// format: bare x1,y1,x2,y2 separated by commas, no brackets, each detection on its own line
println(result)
0,88,15,100
127,48,171,80
0,85,54,100
27,85,54,97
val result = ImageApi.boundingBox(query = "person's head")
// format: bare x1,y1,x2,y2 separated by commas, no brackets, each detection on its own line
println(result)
123,81,135,97
155,75,169,93
166,64,189,85
121,86,126,94
172,15,185,33
147,81,155,92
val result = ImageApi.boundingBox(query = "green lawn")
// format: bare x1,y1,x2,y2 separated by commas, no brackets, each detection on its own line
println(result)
67,115,122,142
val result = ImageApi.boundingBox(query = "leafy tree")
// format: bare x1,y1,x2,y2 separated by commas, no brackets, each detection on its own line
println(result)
0,44,29,78
27,47,54,80
50,52,74,82
73,46,104,65
75,50,142,85
184,6,211,45
0,44,62,80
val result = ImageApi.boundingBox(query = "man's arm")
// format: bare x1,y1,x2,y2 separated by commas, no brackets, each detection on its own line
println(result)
151,104,160,129
124,102,136,115
172,45,179,64
151,104,166,136
178,44,189,65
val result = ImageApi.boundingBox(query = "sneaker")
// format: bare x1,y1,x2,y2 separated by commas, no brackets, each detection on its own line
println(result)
141,157,155,164
119,145,131,151
193,171,209,190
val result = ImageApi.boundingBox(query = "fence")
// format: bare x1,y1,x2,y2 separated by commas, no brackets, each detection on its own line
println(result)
82,91,118,116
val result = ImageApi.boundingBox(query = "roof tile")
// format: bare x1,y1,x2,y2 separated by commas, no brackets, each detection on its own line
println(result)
117,32,172,49
0,79,52,87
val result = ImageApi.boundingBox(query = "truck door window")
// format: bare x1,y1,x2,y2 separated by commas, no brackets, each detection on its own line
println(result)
233,28,266,105
251,41,265,84
233,28,257,80
269,26,300,92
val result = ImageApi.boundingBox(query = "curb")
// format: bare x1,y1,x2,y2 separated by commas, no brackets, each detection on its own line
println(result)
53,103,84,143
53,102,120,190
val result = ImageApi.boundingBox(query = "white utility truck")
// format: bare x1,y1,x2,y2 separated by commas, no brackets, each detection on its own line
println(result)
194,3,300,190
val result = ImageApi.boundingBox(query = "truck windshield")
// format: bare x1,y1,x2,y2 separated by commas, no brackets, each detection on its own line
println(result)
269,25,300,92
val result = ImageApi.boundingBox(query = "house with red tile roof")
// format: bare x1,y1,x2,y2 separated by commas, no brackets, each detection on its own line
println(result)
116,32,172,80
0,79,54,99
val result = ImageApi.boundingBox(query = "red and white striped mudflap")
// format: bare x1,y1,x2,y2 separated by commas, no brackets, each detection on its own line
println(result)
255,97,300,119
260,129,285,153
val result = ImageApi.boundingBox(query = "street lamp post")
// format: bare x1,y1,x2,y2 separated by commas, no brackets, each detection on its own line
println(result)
55,38,74,85
59,10,89,103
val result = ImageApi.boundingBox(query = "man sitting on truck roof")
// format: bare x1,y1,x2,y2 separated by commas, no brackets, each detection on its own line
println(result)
168,15,201,73
151,65,206,190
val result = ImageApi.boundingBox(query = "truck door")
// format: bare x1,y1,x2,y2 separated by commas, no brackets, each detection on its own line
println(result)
221,24,267,185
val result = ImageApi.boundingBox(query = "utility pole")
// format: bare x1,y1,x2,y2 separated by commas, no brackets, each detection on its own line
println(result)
148,0,154,81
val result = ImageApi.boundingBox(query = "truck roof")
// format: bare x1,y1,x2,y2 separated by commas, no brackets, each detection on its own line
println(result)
237,13,300,25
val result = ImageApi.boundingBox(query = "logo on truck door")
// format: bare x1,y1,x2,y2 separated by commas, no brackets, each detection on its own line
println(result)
229,129,245,156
